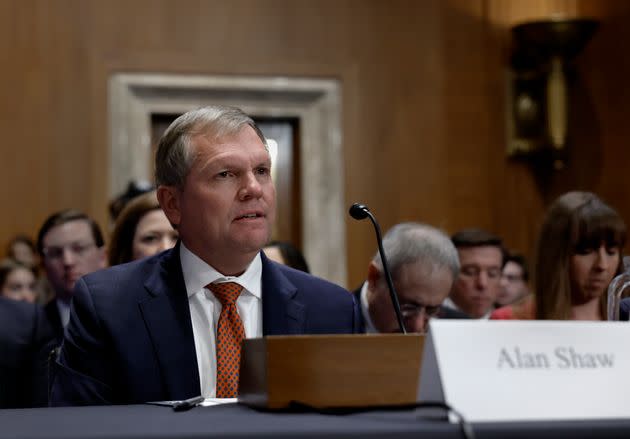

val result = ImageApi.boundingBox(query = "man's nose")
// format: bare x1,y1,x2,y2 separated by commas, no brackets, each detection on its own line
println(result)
239,172,263,200
158,237,175,251
61,247,77,265
407,309,428,334
476,271,489,288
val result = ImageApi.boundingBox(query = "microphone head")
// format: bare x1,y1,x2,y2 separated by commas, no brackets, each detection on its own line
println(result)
349,203,370,220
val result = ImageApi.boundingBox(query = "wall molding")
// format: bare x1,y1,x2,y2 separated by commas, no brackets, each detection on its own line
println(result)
108,73,346,286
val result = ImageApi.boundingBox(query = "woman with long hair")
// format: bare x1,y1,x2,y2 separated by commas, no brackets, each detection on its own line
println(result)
108,190,178,266
492,191,626,320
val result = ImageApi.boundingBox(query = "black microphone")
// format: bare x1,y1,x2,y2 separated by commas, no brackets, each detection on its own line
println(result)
349,203,407,334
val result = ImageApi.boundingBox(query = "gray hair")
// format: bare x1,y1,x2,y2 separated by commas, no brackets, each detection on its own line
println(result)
372,222,460,280
155,106,267,188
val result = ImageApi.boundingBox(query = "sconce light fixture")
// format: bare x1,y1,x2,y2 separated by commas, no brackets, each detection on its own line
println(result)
506,17,599,170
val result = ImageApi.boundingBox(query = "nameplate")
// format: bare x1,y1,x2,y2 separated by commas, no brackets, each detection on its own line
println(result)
418,320,630,422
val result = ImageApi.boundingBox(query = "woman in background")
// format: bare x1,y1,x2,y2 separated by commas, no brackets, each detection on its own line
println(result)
108,190,178,266
492,191,626,320
5,235,39,270
263,240,310,273
0,259,38,303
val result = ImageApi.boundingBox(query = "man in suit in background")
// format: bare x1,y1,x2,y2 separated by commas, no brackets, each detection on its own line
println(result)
51,105,358,406
355,222,461,334
0,297,53,408
442,228,504,319
37,210,107,345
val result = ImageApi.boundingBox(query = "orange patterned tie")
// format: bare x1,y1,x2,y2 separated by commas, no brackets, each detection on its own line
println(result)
207,282,245,398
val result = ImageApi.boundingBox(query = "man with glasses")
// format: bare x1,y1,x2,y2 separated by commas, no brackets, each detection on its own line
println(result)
37,209,106,343
496,252,530,307
442,229,505,319
355,222,460,334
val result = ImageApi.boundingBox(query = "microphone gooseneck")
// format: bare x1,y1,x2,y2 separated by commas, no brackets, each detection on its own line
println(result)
349,203,407,334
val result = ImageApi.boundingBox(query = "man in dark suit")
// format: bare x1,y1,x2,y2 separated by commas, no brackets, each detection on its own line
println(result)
0,298,54,408
37,209,107,345
51,106,358,406
355,222,464,334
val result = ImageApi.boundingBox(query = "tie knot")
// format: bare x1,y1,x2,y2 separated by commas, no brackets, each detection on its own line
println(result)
208,282,243,305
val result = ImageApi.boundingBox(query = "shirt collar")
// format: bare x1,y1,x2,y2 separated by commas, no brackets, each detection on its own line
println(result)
179,242,262,299
360,281,379,333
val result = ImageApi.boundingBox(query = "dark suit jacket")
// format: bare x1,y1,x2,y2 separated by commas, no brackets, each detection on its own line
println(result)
40,298,70,404
43,299,64,345
0,298,54,408
51,248,358,406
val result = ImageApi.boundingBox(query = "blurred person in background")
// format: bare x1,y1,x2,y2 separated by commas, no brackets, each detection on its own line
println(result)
355,222,461,334
496,252,530,307
0,297,53,408
6,235,51,304
6,235,39,269
0,259,38,303
492,191,625,320
263,240,310,273
37,209,107,343
108,180,154,223
442,229,505,319
108,190,178,266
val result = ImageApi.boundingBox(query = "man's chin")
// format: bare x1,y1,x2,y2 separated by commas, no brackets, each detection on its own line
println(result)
63,282,77,295
235,233,271,253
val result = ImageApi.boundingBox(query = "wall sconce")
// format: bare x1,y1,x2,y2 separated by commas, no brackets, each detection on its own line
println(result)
506,18,599,170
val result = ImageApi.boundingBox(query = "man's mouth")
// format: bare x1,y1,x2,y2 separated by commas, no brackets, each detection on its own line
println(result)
235,212,264,220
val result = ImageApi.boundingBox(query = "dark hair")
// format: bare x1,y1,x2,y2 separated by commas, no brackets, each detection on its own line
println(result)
108,191,162,266
6,235,36,257
37,209,105,256
504,252,529,282
451,228,505,265
109,180,155,221
535,191,626,320
266,241,310,273
0,258,36,290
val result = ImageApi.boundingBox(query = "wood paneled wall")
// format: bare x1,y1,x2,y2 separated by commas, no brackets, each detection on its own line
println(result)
1,0,628,288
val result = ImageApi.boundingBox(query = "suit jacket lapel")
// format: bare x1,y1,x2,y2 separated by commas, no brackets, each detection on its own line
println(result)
139,244,200,399
261,252,305,335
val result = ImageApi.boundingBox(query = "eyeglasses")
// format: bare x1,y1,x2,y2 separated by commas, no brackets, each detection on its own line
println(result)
460,265,502,280
42,242,97,260
502,273,524,283
400,303,441,319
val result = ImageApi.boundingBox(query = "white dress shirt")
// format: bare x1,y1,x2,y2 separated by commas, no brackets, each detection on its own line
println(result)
56,298,71,328
180,243,263,398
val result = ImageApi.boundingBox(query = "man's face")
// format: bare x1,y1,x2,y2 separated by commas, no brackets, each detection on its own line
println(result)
367,261,454,334
160,125,276,275
497,261,528,306
451,246,502,318
41,220,106,301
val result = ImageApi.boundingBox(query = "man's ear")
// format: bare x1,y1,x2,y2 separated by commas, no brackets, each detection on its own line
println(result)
97,246,107,269
157,185,182,228
367,262,381,290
